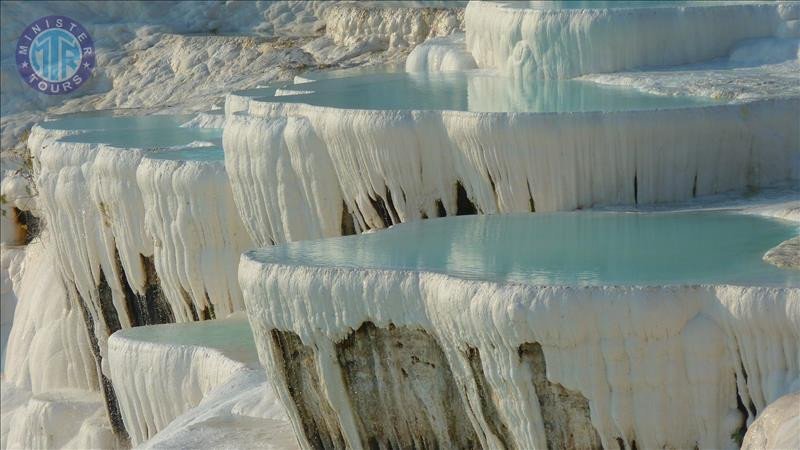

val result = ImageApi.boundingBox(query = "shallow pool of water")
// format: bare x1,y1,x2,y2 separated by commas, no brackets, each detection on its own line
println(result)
59,127,222,150
41,113,194,131
48,112,223,151
146,147,224,161
116,316,257,363
510,1,756,10
251,211,799,287
255,71,721,113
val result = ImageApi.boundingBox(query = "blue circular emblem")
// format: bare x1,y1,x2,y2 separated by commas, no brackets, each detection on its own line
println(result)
15,16,95,95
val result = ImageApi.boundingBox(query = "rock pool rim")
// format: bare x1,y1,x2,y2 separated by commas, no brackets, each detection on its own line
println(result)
482,1,784,12
243,210,800,289
237,86,793,116
234,70,739,114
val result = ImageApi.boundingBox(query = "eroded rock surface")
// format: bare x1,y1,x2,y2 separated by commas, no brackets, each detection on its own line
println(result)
335,322,479,450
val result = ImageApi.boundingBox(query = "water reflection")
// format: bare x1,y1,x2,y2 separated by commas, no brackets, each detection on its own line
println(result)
255,212,799,287
268,71,718,113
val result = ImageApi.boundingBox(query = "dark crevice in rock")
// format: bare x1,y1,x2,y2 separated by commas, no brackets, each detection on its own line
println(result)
200,294,215,321
456,181,477,216
526,179,536,212
616,439,638,450
97,269,122,334
465,347,515,449
487,172,496,192
270,330,345,450
739,362,757,417
335,321,480,450
435,199,447,218
182,287,200,322
122,254,174,327
369,191,394,228
12,207,40,244
518,342,602,450
384,187,400,225
341,201,357,236
71,284,130,446
732,373,750,447
142,255,175,324
633,173,639,206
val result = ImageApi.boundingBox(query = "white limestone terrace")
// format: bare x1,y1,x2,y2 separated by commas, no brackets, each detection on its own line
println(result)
30,114,249,326
324,0,465,45
2,240,115,450
240,209,799,450
465,0,799,80
224,64,799,247
581,37,800,102
20,112,252,444
1,0,466,160
405,34,477,73
3,2,799,449
107,314,295,448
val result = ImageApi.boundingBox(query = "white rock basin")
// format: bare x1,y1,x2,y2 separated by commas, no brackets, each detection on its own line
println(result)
240,211,799,450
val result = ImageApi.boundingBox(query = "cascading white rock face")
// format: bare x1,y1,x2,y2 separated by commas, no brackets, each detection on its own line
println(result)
405,34,477,72
465,1,792,80
3,238,97,395
32,134,133,341
179,112,226,129
4,391,114,450
107,317,257,446
1,237,114,450
29,124,253,327
225,115,348,247
240,256,800,450
224,97,799,245
137,157,253,320
25,123,254,444
324,3,464,50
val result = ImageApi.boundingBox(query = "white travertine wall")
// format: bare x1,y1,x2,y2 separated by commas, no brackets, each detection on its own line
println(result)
465,1,795,80
405,34,477,72
30,125,252,329
107,317,256,446
224,98,800,246
324,2,464,50
137,157,253,320
240,256,800,450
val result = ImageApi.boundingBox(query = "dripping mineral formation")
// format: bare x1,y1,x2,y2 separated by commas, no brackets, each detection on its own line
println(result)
1,1,798,449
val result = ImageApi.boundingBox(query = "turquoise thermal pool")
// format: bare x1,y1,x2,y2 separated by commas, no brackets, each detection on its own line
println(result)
249,211,799,287
47,113,223,151
146,147,223,161
250,71,721,113
114,317,257,363
41,113,194,131
512,1,744,10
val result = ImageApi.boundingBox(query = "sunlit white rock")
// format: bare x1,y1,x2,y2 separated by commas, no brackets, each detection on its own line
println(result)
465,1,791,79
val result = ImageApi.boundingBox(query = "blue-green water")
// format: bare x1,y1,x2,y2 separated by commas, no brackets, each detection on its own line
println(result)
251,212,799,287
59,127,222,150
146,147,224,161
47,113,223,152
115,317,257,362
296,63,405,82
254,71,720,113
41,113,193,131
514,1,748,10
